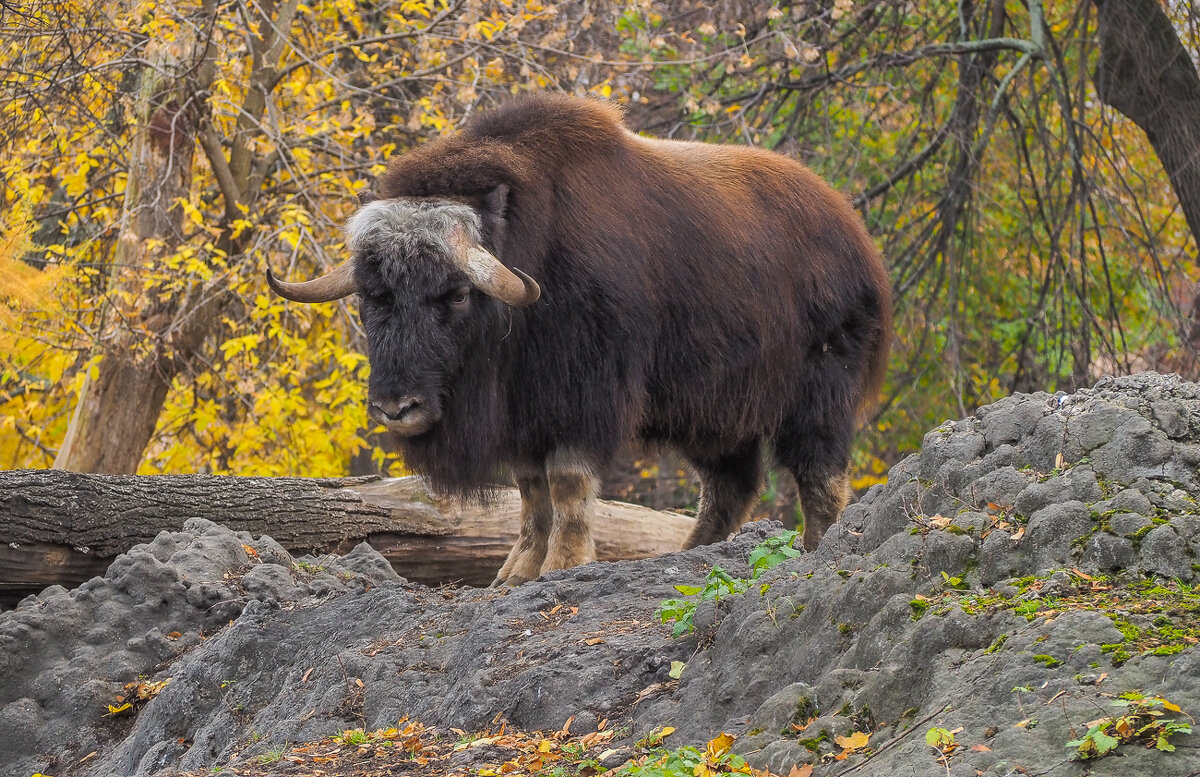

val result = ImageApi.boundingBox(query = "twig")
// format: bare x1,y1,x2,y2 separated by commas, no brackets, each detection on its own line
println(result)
831,704,951,776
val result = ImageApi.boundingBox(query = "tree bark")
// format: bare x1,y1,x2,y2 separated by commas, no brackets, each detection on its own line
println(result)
1092,0,1200,250
53,26,210,473
0,471,697,604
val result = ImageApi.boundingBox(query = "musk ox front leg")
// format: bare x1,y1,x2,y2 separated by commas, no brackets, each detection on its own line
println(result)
540,450,599,575
493,471,552,587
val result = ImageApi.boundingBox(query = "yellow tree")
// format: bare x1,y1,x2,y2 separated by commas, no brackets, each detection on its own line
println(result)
0,0,628,473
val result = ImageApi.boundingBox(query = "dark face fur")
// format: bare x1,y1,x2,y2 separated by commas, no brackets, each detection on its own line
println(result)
346,199,509,493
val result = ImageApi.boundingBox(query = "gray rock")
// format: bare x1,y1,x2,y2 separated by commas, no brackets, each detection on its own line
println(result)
1152,399,1190,438
979,396,1049,447
1081,533,1136,572
1108,512,1152,537
1066,399,1134,452
744,739,814,775
746,682,818,736
1139,524,1195,580
1025,501,1092,571
11,372,1200,777
239,563,301,602
1110,488,1155,516
1090,415,1175,485
1014,467,1101,518
336,541,407,584
966,467,1032,510
796,714,854,745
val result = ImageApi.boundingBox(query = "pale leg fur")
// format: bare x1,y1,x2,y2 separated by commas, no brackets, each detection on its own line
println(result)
492,472,552,586
540,451,598,576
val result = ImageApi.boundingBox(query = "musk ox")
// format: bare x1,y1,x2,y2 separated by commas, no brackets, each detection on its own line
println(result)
268,94,892,586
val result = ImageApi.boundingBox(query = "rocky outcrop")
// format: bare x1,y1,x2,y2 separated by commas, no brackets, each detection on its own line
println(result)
4,373,1200,777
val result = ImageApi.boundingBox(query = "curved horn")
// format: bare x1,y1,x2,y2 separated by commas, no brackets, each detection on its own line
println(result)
461,246,541,308
265,258,358,303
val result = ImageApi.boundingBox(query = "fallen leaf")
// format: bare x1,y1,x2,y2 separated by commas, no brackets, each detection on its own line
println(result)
1055,451,1065,470
669,660,686,679
970,744,991,752
580,729,614,747
584,637,605,645
641,725,675,745
834,731,870,750
1010,527,1026,542
787,766,814,777
634,682,673,704
707,732,734,758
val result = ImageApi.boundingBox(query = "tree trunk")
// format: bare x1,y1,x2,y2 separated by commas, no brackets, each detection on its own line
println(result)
1092,0,1200,249
0,471,698,605
53,31,206,473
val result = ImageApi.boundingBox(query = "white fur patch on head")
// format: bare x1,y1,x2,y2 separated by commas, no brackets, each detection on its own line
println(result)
344,199,482,256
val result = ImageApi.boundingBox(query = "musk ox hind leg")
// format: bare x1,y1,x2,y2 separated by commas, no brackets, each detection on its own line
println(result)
795,470,852,551
774,406,857,551
492,469,553,587
682,439,763,548
539,450,600,576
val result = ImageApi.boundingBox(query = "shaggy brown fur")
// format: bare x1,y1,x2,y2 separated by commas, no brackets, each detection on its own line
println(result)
360,94,891,578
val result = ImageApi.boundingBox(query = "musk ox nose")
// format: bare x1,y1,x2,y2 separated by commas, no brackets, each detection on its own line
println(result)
368,394,439,436
370,396,422,422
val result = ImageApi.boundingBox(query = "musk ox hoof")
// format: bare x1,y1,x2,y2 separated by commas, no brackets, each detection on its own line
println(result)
490,572,534,587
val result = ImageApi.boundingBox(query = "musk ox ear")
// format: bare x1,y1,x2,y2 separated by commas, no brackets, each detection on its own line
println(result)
477,184,510,254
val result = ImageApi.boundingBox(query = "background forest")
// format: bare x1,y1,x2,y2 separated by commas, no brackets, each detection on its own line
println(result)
1,0,1198,498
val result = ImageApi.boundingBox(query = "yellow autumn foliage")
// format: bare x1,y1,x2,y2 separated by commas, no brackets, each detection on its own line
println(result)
0,0,613,473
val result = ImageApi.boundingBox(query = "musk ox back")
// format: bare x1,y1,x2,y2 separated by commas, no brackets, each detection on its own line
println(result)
269,94,892,585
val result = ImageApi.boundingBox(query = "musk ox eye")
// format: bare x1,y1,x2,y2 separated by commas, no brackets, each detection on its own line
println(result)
447,287,470,306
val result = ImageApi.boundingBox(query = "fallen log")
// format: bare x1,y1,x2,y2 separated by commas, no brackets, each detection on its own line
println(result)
0,470,696,605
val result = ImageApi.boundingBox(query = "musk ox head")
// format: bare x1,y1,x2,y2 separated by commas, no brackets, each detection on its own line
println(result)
267,198,539,443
